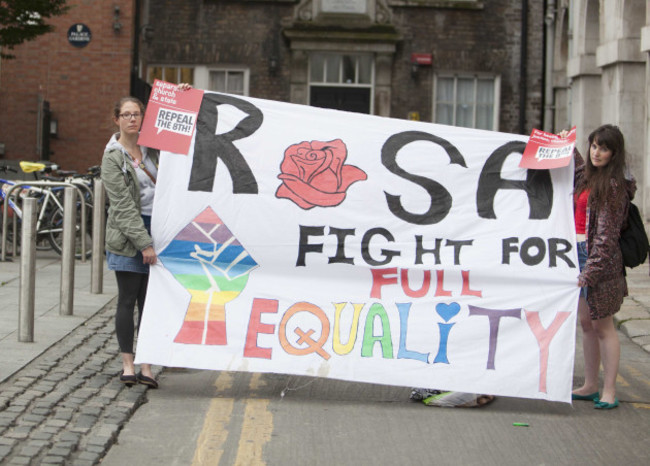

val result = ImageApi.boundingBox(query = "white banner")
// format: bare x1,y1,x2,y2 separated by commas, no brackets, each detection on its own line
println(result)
136,91,579,402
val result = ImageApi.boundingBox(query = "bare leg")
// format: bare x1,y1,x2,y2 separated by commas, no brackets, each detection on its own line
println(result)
140,362,154,379
593,316,619,404
121,353,136,376
573,296,601,396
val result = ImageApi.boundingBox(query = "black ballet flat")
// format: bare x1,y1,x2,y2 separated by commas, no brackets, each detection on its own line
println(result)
137,372,159,389
119,371,137,387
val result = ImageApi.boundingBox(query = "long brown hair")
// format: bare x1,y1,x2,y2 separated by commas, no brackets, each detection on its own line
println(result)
575,124,627,210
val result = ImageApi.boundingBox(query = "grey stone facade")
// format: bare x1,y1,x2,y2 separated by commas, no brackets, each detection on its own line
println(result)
548,0,650,219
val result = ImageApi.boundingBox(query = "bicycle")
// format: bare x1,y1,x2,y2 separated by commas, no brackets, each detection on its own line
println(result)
1,162,92,259
45,166,102,258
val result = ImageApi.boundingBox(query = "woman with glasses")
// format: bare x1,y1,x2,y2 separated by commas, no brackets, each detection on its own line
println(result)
101,85,191,388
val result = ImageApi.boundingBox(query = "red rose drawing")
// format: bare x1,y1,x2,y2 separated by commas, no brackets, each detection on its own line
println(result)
276,139,367,209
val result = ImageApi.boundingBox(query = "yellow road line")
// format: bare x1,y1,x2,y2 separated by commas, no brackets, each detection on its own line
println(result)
249,372,264,391
192,397,234,465
192,372,235,466
234,399,273,465
193,372,274,466
624,364,650,388
631,403,650,410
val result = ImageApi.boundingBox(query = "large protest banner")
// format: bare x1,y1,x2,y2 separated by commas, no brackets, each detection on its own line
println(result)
135,90,579,402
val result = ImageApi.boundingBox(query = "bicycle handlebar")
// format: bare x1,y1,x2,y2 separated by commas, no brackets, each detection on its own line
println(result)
0,164,18,173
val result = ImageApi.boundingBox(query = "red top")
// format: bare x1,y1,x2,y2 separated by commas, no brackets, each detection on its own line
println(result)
574,189,590,234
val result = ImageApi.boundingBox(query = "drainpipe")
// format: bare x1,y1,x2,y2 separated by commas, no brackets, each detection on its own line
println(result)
543,0,556,132
518,0,528,134
131,0,140,96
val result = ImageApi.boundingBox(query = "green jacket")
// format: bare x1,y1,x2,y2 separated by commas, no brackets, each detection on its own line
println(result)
101,135,158,257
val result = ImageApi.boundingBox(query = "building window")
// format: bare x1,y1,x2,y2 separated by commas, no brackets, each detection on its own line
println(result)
147,66,194,85
146,66,249,96
309,52,374,114
433,74,500,131
209,70,246,95
310,52,373,85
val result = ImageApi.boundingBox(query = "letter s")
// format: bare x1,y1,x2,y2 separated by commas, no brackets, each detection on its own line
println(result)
382,131,467,225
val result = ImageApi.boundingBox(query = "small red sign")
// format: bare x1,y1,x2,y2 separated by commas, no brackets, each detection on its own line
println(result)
411,53,432,66
519,127,576,170
138,80,204,155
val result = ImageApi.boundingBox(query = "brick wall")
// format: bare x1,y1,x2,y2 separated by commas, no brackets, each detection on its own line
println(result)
389,1,544,133
0,0,545,173
142,0,294,103
0,0,134,172
141,0,543,135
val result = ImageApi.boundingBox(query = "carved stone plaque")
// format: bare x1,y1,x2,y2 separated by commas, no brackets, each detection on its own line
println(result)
321,0,367,14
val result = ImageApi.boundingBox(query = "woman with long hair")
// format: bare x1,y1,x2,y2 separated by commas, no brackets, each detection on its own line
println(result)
563,124,635,409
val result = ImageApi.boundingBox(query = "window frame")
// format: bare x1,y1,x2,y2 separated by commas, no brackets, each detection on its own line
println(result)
432,73,501,131
308,52,375,113
146,65,195,86
145,65,250,96
205,68,249,96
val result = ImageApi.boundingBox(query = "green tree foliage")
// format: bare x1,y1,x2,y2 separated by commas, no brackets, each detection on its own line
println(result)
0,0,69,58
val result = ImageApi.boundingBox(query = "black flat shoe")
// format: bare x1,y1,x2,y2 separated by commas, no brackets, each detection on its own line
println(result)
137,372,159,389
119,371,137,387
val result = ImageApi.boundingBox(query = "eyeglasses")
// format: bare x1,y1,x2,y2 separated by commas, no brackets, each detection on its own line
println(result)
119,112,143,120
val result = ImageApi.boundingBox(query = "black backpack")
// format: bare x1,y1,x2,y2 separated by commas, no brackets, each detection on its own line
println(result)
619,201,649,268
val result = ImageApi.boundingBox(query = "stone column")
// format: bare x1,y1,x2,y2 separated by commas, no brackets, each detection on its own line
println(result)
567,53,601,145
641,24,650,219
290,49,309,106
374,52,392,117
597,37,645,215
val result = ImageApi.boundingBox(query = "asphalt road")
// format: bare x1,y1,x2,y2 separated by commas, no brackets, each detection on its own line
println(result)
102,330,650,466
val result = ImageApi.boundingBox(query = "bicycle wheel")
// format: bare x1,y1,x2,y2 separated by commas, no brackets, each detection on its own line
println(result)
45,206,93,259
35,233,53,251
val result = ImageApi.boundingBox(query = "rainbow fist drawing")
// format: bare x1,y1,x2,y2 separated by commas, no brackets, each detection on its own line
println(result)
159,207,258,345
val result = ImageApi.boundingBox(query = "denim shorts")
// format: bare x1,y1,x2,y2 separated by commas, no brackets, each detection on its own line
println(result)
577,241,588,298
106,215,151,275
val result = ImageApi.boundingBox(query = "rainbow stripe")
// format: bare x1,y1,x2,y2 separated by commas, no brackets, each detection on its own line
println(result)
159,207,258,345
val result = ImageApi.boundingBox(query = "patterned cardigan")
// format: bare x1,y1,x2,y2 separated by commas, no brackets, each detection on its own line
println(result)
574,151,636,319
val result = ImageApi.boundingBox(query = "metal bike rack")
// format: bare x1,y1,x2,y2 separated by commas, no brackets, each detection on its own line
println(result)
1,180,87,261
60,187,76,316
18,198,37,342
91,180,106,294
68,178,94,207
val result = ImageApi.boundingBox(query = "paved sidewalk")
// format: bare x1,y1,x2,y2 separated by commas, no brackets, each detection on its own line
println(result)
0,250,160,465
0,250,648,464
616,263,650,352
0,250,118,384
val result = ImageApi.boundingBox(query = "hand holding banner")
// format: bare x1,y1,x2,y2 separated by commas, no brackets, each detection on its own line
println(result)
519,127,576,169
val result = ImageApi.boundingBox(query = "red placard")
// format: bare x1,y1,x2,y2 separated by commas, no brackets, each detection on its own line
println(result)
519,127,576,169
137,80,204,155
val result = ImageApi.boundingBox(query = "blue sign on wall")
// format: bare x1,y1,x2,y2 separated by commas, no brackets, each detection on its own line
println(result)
67,24,92,48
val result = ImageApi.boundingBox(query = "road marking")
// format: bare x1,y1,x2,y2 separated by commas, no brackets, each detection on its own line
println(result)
616,373,630,387
624,364,650,388
193,372,274,465
234,399,273,465
192,372,234,466
249,372,264,391
631,403,650,410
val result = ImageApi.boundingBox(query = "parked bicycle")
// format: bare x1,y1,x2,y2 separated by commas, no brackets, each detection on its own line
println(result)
45,165,102,258
0,162,92,259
